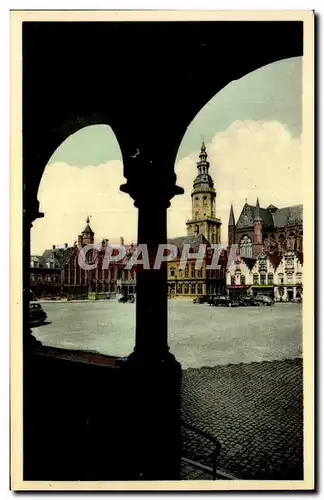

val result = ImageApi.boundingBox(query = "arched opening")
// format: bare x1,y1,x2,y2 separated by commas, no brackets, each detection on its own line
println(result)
30,124,138,356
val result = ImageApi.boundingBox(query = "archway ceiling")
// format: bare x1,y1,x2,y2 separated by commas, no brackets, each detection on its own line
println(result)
23,21,303,216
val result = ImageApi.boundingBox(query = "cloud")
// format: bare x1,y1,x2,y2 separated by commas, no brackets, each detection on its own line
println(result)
170,120,302,244
31,120,302,254
31,161,138,254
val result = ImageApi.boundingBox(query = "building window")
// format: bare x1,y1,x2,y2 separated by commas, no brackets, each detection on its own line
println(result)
184,284,189,295
197,268,202,278
190,264,195,277
231,275,235,285
268,273,274,285
241,275,246,285
296,272,302,284
287,273,293,284
110,267,115,280
190,284,196,295
30,273,35,282
260,272,266,285
184,266,189,278
177,283,183,294
278,273,284,284
240,235,253,258
253,273,259,285
197,284,203,295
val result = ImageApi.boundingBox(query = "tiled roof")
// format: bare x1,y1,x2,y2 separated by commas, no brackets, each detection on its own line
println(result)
167,233,209,250
272,205,303,228
236,203,303,230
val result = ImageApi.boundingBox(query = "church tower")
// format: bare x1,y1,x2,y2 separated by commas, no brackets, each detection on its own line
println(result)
186,141,221,244
78,216,95,247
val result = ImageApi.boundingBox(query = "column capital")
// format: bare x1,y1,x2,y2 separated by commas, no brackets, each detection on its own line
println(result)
120,156,184,209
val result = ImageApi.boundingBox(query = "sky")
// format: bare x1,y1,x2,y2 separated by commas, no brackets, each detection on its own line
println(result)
31,56,303,255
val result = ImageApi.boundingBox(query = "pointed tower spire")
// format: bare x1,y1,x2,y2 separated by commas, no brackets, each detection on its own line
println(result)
229,203,235,226
254,197,262,222
193,141,214,188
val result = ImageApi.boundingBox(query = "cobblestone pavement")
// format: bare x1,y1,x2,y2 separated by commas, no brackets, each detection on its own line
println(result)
180,358,303,480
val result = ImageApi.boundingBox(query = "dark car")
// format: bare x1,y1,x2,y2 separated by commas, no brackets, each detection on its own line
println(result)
211,296,239,307
29,301,47,326
193,295,210,304
237,296,260,307
255,295,274,306
118,294,135,304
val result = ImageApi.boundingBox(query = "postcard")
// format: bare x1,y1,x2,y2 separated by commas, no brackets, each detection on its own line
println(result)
10,9,314,491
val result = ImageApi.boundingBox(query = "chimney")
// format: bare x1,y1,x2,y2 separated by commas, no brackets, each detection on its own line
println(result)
65,243,68,249
52,245,56,250
120,237,124,246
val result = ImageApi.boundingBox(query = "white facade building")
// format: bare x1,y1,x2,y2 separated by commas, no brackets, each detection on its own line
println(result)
226,250,303,301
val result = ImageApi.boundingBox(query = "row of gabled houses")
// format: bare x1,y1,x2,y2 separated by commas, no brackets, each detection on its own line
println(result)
226,249,303,301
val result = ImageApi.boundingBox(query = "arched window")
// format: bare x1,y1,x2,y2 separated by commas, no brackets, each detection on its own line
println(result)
268,273,274,285
169,266,175,277
240,235,253,258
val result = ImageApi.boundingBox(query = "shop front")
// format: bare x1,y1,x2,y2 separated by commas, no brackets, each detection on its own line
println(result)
251,285,274,299
227,284,251,298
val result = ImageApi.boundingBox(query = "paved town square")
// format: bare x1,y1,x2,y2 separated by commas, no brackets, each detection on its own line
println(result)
33,300,302,369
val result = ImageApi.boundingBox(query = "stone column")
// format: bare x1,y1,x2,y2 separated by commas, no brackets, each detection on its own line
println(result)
24,205,44,350
120,162,184,480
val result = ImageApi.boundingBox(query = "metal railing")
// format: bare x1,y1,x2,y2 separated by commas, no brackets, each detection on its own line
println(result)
180,419,239,480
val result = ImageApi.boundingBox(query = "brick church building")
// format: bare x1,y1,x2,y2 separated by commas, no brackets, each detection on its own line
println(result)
228,199,303,259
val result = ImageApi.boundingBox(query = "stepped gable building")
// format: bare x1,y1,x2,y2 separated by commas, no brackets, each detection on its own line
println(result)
228,199,303,259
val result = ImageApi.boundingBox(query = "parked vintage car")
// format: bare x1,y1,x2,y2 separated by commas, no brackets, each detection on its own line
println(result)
193,295,210,304
291,297,302,304
254,294,274,306
210,295,239,307
118,294,135,304
29,301,47,326
236,296,260,307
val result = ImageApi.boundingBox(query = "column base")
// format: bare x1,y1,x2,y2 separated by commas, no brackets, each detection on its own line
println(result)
120,348,182,480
